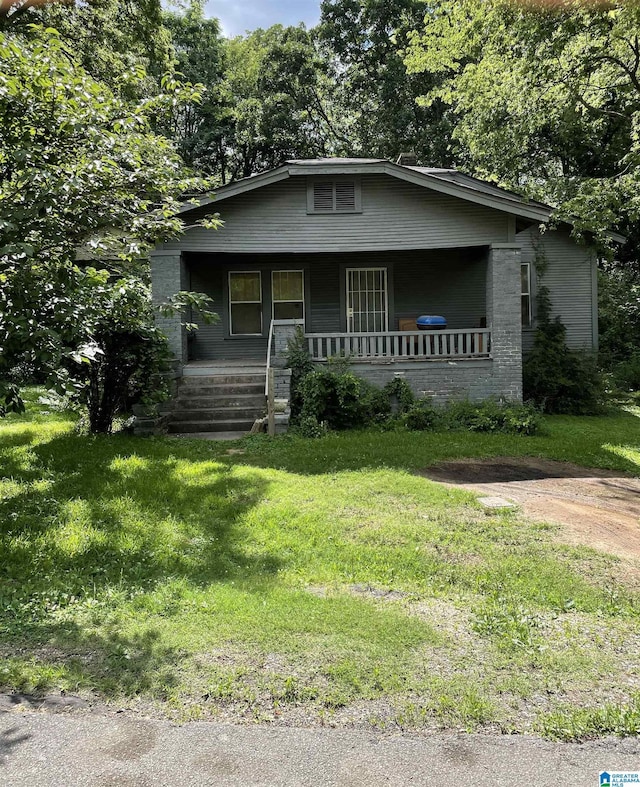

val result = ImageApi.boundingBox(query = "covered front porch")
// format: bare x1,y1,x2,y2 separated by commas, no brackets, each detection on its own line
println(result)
152,242,523,403
183,246,492,361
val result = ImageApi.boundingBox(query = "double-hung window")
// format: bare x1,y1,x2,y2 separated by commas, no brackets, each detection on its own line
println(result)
229,271,262,335
272,271,304,321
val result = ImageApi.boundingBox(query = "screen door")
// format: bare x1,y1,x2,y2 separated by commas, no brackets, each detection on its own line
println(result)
346,268,388,333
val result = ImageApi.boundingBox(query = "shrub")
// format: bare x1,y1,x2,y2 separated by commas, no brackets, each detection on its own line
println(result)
299,369,384,430
402,399,439,431
445,399,541,435
610,352,640,393
285,327,315,421
383,377,415,414
523,285,604,414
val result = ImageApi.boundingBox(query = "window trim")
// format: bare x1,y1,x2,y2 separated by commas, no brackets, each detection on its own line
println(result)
228,270,263,336
272,270,305,323
521,261,532,328
307,177,362,214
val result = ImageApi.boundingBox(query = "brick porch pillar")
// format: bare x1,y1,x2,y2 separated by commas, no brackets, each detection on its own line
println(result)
486,243,523,401
150,251,188,367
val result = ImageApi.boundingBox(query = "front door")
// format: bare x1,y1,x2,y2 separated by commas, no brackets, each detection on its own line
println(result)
346,268,388,333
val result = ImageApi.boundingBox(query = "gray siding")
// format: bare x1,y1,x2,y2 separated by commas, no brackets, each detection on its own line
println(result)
517,226,597,352
161,174,510,254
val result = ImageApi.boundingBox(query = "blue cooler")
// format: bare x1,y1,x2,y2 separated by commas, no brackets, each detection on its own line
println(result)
416,315,447,330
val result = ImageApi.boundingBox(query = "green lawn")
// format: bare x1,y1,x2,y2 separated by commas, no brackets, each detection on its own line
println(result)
1,390,639,740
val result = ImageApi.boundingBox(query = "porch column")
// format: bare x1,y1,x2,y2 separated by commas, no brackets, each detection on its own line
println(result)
487,243,523,401
150,250,188,366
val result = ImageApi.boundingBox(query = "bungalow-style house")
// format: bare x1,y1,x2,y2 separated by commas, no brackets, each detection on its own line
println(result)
150,158,604,434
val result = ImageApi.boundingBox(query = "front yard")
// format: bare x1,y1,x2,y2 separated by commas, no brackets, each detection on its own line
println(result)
1,391,639,740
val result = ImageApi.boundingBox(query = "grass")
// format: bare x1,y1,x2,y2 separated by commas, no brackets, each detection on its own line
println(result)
1,389,639,737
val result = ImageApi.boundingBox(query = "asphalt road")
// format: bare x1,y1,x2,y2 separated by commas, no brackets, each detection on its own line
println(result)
2,709,640,786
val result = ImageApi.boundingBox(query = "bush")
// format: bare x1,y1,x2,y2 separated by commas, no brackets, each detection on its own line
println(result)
299,369,386,430
285,327,315,420
65,276,172,434
445,399,541,435
402,399,541,435
523,285,604,414
610,352,640,393
402,399,439,431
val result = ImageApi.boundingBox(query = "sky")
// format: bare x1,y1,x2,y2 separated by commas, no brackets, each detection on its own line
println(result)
205,0,321,37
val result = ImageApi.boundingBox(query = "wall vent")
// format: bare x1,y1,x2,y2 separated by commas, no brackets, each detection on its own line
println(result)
310,180,359,213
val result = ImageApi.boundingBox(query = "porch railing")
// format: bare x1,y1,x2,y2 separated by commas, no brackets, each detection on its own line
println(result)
305,329,491,362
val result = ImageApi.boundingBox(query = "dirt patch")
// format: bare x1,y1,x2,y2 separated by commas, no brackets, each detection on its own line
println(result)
421,457,640,562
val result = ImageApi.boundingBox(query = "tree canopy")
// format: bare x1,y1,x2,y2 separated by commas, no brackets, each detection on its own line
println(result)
0,27,210,414
405,0,640,256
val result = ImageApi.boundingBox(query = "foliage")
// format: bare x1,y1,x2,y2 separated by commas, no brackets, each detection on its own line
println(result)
405,0,640,259
402,399,439,432
537,695,640,742
599,268,640,363
0,28,214,416
299,369,387,431
317,0,453,165
382,377,415,414
213,24,339,183
610,353,640,394
162,1,229,176
444,399,541,435
284,326,316,421
65,276,172,434
3,0,172,100
402,398,541,435
523,286,604,414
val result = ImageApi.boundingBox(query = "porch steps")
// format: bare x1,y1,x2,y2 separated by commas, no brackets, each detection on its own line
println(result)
167,369,267,435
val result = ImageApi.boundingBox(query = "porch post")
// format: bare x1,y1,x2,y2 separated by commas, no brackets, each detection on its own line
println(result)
487,243,523,402
150,250,188,367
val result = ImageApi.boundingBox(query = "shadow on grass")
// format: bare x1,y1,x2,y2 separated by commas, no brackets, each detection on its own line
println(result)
0,431,276,696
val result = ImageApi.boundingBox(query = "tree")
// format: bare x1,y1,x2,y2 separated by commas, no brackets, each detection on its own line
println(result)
0,28,215,417
2,0,172,99
216,25,340,182
405,0,640,256
317,0,454,165
163,1,231,178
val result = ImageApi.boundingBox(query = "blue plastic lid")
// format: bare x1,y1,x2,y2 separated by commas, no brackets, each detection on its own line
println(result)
416,315,447,326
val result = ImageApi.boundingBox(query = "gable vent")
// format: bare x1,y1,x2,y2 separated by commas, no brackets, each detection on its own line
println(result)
313,182,334,211
335,181,356,211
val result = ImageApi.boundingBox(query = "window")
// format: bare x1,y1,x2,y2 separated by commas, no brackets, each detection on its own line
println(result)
521,262,532,327
229,271,262,335
272,270,304,321
307,179,361,213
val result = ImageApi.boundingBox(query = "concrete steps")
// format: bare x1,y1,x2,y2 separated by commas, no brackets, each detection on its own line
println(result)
167,368,267,435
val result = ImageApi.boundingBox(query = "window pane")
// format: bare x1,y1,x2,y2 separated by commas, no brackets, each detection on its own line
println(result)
231,303,262,334
230,272,261,302
274,302,304,320
273,271,303,301
521,295,531,327
521,264,530,295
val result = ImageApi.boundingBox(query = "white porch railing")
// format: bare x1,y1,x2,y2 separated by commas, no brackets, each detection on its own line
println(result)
306,329,491,361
